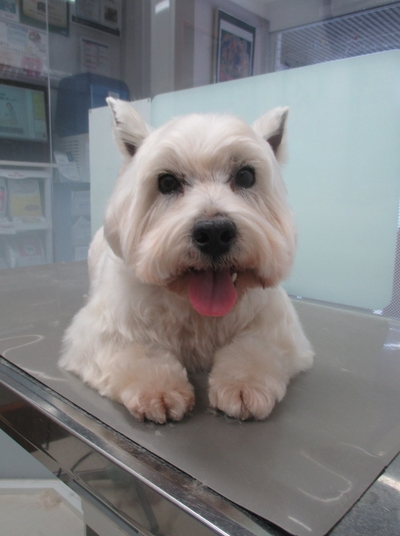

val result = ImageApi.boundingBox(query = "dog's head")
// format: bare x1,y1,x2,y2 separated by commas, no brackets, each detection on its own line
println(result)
104,98,296,317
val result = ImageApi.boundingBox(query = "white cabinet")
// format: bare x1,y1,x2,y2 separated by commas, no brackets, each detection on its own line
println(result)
0,162,54,269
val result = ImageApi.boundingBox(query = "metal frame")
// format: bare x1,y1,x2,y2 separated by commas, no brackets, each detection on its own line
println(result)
1,354,400,536
0,356,281,536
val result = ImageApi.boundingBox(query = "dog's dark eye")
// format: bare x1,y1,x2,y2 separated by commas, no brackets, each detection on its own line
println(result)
234,167,256,189
158,174,181,194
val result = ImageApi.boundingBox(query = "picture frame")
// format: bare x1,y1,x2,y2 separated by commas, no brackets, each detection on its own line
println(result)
72,0,122,38
80,37,111,76
20,0,70,37
214,10,256,83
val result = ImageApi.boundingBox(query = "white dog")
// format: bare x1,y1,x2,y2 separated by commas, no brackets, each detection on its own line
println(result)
60,98,314,424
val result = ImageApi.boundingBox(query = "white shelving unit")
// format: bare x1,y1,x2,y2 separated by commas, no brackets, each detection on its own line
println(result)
0,161,56,269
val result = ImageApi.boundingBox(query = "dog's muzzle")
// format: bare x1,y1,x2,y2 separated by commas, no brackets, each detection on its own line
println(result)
192,218,237,260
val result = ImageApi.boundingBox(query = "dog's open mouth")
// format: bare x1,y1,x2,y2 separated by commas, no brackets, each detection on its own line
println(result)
189,269,237,317
167,267,265,317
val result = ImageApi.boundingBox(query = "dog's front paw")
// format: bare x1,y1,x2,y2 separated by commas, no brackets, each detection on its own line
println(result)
120,379,195,424
208,376,286,420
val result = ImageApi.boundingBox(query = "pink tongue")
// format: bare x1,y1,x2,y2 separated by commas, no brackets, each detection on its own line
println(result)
189,269,237,317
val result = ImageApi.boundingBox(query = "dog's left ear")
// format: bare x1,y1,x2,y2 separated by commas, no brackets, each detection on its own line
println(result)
107,97,152,159
252,107,289,163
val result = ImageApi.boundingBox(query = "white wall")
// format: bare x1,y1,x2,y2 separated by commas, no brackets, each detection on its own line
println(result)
150,0,176,96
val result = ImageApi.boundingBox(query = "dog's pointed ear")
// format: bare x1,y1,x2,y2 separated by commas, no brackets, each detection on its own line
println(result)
252,107,289,163
107,97,152,159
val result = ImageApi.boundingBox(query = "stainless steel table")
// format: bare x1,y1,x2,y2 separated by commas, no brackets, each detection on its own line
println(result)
1,262,400,536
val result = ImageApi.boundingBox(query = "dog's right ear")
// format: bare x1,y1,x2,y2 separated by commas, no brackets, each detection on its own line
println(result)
252,107,289,164
107,97,152,159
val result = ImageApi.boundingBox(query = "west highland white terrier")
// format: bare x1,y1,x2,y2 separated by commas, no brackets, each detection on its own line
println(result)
60,98,314,423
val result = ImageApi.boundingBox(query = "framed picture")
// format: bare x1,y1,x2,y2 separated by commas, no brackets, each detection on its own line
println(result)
0,0,19,23
80,37,111,76
20,0,70,36
215,10,256,83
72,0,122,37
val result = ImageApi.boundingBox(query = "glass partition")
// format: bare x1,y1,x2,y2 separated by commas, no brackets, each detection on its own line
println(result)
0,0,399,316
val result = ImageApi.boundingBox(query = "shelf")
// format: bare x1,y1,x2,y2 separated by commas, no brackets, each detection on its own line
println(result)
0,164,54,265
0,220,14,235
0,161,58,168
14,222,51,233
0,227,51,235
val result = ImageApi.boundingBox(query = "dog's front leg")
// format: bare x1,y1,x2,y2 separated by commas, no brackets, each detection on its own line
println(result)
108,345,195,424
208,335,300,421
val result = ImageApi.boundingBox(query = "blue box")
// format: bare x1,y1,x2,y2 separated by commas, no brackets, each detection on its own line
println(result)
55,73,130,137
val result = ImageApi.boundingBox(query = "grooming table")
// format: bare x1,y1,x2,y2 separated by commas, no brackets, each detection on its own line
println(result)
1,262,400,536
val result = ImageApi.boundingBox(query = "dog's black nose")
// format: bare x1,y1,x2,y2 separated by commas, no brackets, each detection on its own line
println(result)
192,218,237,258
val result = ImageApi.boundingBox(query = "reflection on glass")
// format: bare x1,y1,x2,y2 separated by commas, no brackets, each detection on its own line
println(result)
0,0,398,317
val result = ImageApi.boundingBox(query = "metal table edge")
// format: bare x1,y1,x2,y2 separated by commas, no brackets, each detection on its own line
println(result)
0,355,282,536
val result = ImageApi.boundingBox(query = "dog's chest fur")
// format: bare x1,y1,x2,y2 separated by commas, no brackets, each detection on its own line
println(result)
132,291,261,372
117,270,266,373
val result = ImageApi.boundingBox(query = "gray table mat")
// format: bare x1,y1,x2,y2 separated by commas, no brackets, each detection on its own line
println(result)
1,262,400,536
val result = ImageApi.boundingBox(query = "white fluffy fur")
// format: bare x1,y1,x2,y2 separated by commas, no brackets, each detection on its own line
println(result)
60,99,314,423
